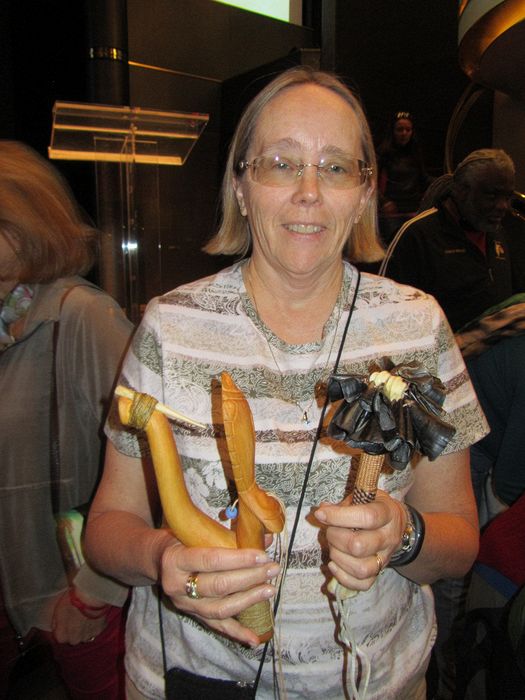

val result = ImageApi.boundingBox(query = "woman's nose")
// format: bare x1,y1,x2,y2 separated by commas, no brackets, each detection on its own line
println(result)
292,165,322,203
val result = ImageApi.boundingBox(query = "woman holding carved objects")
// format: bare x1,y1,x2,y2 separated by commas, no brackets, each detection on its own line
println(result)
85,68,486,700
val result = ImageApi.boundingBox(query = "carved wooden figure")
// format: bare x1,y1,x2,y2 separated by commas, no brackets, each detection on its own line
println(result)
115,372,284,642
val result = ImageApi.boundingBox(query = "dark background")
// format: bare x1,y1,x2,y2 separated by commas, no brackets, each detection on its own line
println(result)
2,0,492,312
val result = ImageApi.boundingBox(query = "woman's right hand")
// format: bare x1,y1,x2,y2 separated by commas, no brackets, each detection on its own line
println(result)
51,588,108,645
160,542,280,647
86,445,280,646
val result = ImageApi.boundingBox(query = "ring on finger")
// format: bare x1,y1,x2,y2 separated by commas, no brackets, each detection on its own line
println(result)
375,553,385,576
185,573,201,600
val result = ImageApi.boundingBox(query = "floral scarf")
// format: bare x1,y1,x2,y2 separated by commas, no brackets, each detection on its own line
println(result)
0,284,34,348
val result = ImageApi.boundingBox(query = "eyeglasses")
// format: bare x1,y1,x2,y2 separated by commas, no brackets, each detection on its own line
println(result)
238,154,373,190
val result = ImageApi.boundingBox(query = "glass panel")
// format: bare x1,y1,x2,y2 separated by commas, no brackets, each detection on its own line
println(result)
49,101,209,165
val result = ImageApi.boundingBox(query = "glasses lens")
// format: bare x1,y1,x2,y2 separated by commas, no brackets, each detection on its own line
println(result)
320,158,367,189
252,156,297,186
249,155,369,189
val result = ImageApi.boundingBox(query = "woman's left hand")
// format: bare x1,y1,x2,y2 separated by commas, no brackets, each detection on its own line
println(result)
315,491,406,591
51,588,108,645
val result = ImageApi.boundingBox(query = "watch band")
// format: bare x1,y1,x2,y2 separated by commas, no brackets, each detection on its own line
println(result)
389,503,425,567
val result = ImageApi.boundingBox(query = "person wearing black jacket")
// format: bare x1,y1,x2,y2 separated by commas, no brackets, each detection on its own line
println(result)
377,111,433,244
380,149,525,700
379,149,519,333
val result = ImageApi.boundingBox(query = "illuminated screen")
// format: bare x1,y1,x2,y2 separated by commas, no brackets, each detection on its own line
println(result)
214,1,301,24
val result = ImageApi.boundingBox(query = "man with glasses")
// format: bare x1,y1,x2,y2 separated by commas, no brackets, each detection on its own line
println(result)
379,149,519,333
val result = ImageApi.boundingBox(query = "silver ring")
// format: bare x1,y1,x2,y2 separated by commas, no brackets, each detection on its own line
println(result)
185,573,201,599
375,553,385,576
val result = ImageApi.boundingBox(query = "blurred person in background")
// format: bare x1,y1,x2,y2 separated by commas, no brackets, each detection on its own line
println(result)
377,110,434,244
380,148,525,699
0,141,134,699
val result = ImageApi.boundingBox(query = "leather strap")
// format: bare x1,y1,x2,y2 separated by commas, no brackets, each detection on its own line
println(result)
49,285,86,514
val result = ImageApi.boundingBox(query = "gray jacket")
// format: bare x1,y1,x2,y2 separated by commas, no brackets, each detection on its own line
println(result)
0,277,133,635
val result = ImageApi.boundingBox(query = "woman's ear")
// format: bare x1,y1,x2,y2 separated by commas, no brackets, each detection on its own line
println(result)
233,176,248,217
356,182,374,221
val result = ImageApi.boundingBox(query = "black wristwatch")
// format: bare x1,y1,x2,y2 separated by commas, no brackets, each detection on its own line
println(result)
389,503,425,567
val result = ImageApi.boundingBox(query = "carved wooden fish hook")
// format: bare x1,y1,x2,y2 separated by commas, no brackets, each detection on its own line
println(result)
115,372,285,642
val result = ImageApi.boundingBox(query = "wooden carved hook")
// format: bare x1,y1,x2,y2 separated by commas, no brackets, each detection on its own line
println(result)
115,372,284,642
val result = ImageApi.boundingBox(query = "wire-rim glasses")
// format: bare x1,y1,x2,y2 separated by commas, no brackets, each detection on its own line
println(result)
238,154,373,190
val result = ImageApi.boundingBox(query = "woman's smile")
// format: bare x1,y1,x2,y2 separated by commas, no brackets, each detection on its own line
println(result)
283,222,325,235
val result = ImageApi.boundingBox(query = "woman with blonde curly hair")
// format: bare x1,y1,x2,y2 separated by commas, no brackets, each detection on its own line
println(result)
0,141,133,699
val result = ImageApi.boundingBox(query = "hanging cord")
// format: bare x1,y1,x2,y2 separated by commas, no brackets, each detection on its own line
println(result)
252,270,361,696
263,501,289,698
158,588,169,680
336,585,371,700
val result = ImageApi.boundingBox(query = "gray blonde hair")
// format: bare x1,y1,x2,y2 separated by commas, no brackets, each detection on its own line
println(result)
0,140,96,283
204,67,383,263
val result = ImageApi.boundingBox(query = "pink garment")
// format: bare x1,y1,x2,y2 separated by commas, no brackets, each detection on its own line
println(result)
477,491,525,586
46,604,127,700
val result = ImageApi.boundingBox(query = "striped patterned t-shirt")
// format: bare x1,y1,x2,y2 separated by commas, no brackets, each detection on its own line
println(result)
108,260,487,700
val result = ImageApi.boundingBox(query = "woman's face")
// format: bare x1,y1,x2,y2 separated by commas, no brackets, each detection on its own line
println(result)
393,118,413,146
234,83,372,281
0,234,20,298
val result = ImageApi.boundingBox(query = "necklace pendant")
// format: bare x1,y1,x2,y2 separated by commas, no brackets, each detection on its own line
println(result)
302,410,310,426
